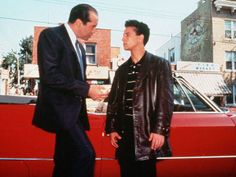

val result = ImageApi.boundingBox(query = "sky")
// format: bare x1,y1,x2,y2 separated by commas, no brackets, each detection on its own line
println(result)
0,0,200,59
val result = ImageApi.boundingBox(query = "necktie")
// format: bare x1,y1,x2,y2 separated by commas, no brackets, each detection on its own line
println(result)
75,41,85,80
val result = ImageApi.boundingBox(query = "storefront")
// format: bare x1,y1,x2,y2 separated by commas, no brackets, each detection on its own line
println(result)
175,61,231,106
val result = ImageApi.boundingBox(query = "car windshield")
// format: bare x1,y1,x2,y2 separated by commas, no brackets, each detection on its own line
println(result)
174,79,215,112
0,77,219,113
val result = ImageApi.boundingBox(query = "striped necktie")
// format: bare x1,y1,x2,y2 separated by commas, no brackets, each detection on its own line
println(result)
75,41,85,80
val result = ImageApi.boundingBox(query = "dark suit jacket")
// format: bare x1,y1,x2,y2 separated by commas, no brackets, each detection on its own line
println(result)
32,24,90,133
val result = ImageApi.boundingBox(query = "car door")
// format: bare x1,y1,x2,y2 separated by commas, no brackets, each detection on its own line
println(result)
99,76,236,177
157,77,236,177
0,98,106,177
0,103,54,177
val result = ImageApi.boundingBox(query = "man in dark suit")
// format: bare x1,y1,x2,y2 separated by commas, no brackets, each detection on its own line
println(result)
32,4,107,177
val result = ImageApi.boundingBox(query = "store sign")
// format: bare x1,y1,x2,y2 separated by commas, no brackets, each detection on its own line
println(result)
177,61,220,72
86,66,109,79
24,64,39,78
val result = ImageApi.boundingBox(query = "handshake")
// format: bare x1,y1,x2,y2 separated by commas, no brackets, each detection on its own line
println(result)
88,85,110,101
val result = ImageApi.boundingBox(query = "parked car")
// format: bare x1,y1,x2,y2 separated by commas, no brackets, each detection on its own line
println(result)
0,75,236,177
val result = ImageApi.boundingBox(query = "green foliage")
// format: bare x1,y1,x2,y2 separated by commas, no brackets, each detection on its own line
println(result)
1,50,17,70
18,36,33,76
1,35,33,87
19,35,33,67
1,50,18,85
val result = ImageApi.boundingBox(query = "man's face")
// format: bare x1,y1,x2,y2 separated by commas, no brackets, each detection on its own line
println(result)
78,11,98,40
122,26,141,51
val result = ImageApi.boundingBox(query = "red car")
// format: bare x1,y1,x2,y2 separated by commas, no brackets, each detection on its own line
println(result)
0,75,236,177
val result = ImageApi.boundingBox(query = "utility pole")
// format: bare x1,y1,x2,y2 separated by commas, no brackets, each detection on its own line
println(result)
17,56,20,87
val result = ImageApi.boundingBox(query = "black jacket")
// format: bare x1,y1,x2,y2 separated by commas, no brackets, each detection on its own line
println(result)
32,25,90,133
105,52,174,161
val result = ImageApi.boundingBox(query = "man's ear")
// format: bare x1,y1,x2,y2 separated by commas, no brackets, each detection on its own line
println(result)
139,34,145,45
75,18,83,27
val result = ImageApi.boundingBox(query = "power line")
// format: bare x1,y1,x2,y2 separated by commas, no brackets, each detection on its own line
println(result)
33,0,188,20
0,14,228,36
0,16,173,38
33,0,72,6
25,0,227,25
0,16,58,25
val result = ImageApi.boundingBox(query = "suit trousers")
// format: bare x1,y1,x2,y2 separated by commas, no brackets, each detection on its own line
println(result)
119,159,157,177
52,122,95,177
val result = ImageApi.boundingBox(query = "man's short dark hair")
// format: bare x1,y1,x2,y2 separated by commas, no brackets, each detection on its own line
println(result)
68,4,98,24
125,20,150,45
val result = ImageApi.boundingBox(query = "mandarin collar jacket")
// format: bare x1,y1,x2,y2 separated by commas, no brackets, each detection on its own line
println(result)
105,52,174,160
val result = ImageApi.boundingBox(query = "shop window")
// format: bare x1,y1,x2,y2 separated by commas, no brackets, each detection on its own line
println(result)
226,85,235,105
85,44,96,65
168,48,175,63
224,20,236,40
225,51,236,70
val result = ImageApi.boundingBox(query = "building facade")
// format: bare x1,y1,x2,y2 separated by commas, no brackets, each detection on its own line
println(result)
212,0,236,104
32,26,111,67
156,33,181,63
32,26,120,85
181,0,236,105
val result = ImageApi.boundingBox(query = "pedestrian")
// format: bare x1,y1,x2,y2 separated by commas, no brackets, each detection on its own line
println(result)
32,4,107,177
105,19,174,177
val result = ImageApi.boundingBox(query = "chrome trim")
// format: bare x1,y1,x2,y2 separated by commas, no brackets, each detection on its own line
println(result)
173,112,225,114
0,157,114,161
87,112,106,115
157,155,236,160
174,76,197,112
0,158,53,161
1,155,236,161
174,76,223,113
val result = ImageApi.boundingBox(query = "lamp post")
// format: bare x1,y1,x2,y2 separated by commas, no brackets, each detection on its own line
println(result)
17,56,20,88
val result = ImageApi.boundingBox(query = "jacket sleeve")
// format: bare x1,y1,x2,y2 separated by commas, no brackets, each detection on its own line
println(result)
152,59,174,136
105,70,120,134
38,29,89,98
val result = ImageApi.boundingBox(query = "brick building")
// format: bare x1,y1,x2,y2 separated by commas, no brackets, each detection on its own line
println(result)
33,26,111,66
32,26,120,84
180,0,236,105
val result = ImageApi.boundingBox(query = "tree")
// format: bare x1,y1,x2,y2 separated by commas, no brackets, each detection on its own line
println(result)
1,35,33,88
1,50,18,86
19,36,33,75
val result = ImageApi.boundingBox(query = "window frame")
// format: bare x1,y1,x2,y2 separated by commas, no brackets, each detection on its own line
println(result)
168,48,175,63
85,43,97,65
226,85,236,105
225,51,236,71
224,20,236,40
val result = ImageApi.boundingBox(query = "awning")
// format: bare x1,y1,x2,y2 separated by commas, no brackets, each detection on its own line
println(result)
175,71,231,96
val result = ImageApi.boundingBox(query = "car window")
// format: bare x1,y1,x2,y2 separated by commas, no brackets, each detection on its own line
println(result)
174,81,214,112
181,84,214,112
174,82,194,112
